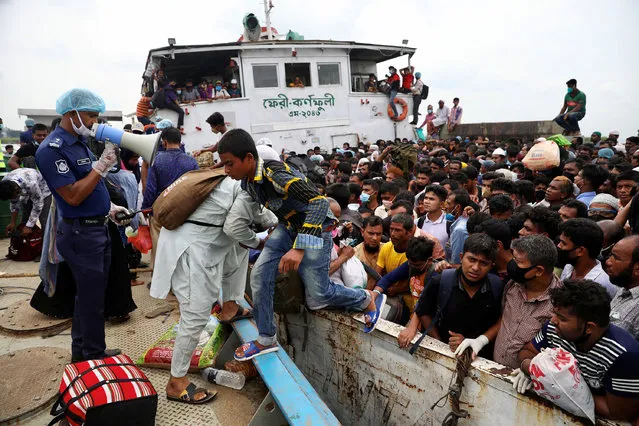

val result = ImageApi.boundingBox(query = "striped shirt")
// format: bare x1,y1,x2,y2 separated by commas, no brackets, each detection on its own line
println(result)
242,158,335,250
533,321,639,397
136,96,152,118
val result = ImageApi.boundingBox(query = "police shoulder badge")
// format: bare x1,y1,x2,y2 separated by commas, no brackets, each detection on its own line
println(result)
55,159,70,174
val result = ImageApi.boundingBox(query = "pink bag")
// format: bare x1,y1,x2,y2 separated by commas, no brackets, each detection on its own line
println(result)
522,139,560,171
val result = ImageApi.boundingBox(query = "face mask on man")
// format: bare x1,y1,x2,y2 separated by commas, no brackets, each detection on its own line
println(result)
562,171,576,182
567,87,574,94
534,189,546,202
71,111,92,137
382,199,393,209
507,259,538,283
360,192,371,204
557,247,579,267
216,85,223,91
176,90,182,95
427,109,433,114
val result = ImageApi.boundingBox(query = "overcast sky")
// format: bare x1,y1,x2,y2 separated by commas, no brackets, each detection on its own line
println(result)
1,0,637,138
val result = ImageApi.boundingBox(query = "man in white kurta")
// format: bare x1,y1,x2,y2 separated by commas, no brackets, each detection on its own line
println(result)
432,100,450,128
150,176,276,403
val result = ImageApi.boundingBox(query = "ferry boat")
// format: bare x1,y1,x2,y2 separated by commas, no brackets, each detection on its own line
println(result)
141,6,416,154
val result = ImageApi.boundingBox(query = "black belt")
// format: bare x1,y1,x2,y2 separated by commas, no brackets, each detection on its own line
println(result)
62,216,108,226
184,219,223,227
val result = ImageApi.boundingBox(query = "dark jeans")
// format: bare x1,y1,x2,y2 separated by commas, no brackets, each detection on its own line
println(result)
137,116,152,125
20,195,52,231
412,95,422,124
164,103,185,127
554,112,585,132
57,220,111,360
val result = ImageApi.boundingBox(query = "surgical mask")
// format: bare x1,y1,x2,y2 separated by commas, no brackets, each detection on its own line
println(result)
427,109,433,113
176,90,182,95
347,203,360,211
359,192,371,204
445,213,456,222
507,259,538,283
557,247,579,267
600,244,614,261
216,85,223,91
71,111,92,137
567,87,574,94
535,189,546,202
382,200,392,209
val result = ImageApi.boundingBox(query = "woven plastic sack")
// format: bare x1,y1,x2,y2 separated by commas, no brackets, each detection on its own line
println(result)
523,139,560,171
136,315,226,372
529,347,595,423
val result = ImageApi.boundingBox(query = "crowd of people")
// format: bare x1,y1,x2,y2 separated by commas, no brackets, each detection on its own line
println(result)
1,82,639,421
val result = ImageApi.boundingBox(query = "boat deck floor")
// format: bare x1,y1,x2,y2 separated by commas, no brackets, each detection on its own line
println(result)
0,238,268,426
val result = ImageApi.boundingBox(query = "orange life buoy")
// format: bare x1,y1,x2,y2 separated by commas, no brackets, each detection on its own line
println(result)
387,98,408,121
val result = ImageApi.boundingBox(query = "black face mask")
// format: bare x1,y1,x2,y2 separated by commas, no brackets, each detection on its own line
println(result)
534,189,546,202
507,259,538,283
589,214,614,222
557,247,579,267
563,172,576,182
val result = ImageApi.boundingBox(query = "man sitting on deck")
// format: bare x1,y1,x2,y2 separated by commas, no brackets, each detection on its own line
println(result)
217,129,382,361
516,280,639,422
397,234,503,360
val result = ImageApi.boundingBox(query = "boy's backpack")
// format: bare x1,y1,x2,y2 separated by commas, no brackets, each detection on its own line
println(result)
409,269,503,354
150,88,166,109
286,155,326,185
421,84,430,100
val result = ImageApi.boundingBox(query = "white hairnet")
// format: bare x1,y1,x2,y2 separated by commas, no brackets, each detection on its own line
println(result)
156,119,175,130
56,88,106,115
256,137,272,147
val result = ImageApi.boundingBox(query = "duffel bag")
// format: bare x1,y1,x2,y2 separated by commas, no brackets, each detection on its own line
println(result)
48,354,157,426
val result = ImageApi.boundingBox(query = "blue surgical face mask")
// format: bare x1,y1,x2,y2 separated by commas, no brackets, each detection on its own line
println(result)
567,87,574,94
445,213,456,221
176,90,182,95
359,192,370,204
216,85,223,91
0,124,3,130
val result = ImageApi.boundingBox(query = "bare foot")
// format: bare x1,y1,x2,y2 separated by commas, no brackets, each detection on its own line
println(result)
219,301,239,322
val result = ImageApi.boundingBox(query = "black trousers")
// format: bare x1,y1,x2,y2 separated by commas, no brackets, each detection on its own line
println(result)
164,103,185,127
412,95,422,124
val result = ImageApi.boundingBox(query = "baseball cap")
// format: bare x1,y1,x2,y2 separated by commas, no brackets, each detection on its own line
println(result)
132,122,145,134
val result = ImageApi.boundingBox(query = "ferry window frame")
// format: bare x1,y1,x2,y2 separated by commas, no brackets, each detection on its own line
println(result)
317,63,341,86
284,63,311,87
253,64,279,88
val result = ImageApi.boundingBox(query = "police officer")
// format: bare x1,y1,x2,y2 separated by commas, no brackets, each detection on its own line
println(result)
35,88,132,361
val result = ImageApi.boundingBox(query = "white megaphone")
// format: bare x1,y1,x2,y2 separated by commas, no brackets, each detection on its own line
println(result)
92,124,159,165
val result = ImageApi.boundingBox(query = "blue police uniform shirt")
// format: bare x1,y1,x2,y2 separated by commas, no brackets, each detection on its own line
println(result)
35,126,110,218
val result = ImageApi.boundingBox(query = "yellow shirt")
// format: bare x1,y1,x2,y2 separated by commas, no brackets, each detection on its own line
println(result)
377,243,409,293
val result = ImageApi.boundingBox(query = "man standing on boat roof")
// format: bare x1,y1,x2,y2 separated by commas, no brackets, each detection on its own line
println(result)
217,129,384,361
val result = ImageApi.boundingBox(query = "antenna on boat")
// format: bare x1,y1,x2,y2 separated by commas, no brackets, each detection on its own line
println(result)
263,0,274,40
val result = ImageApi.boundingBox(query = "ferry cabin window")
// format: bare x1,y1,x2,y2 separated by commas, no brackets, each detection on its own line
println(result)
317,63,340,85
285,63,311,87
253,64,279,88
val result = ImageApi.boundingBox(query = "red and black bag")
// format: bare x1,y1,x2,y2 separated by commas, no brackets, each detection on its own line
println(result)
48,355,157,426
7,224,42,261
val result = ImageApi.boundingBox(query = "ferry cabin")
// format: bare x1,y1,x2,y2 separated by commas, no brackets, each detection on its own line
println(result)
142,39,417,154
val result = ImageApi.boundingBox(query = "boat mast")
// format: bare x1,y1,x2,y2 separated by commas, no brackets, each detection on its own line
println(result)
264,0,273,40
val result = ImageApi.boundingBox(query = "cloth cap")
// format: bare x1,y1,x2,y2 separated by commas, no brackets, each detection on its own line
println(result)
609,130,620,136
492,148,507,157
415,72,421,78
256,137,272,147
592,131,602,137
25,119,35,127
231,79,238,84
156,119,174,130
480,159,495,168
590,194,619,211
598,148,614,159
56,88,106,115
131,122,145,134
256,145,280,162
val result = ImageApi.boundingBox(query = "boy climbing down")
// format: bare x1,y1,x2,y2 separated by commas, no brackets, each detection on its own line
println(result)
218,129,384,361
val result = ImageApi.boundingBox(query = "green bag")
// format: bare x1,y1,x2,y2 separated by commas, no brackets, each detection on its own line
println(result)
546,134,572,147
390,142,418,175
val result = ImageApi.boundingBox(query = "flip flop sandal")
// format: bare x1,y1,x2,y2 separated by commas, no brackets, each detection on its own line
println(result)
167,383,217,405
145,304,175,319
364,293,387,333
234,341,278,361
219,307,254,324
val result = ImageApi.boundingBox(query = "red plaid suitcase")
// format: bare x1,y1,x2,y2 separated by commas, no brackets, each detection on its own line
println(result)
48,355,157,426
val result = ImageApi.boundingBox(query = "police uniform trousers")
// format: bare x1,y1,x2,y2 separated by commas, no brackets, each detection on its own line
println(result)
56,218,111,360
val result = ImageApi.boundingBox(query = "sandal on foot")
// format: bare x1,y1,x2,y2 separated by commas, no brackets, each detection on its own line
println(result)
234,341,278,361
364,293,387,333
167,383,216,405
219,306,253,324
145,304,175,319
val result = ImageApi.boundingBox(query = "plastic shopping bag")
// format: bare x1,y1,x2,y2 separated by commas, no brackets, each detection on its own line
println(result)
522,139,560,171
341,257,367,289
529,347,595,423
127,224,152,254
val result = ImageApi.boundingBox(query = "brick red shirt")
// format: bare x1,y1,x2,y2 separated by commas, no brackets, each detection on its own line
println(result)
493,275,562,368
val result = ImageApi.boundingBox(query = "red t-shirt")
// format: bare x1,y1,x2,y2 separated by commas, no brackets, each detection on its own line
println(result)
402,73,414,90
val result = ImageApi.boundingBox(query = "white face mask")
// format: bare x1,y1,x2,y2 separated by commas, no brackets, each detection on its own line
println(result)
71,111,92,137
382,199,393,209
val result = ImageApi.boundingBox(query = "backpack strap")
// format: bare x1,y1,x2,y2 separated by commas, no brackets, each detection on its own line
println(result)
417,215,426,230
409,269,457,355
486,273,505,303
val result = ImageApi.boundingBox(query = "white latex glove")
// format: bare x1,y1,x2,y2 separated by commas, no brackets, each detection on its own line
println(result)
510,368,533,394
109,203,132,226
92,142,118,177
453,334,489,359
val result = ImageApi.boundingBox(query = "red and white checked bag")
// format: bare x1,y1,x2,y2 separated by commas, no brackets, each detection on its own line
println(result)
48,354,157,426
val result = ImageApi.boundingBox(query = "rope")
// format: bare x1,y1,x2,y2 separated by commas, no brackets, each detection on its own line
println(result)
429,348,473,426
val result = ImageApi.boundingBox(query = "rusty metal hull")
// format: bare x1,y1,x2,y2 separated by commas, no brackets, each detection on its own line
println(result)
276,310,622,426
